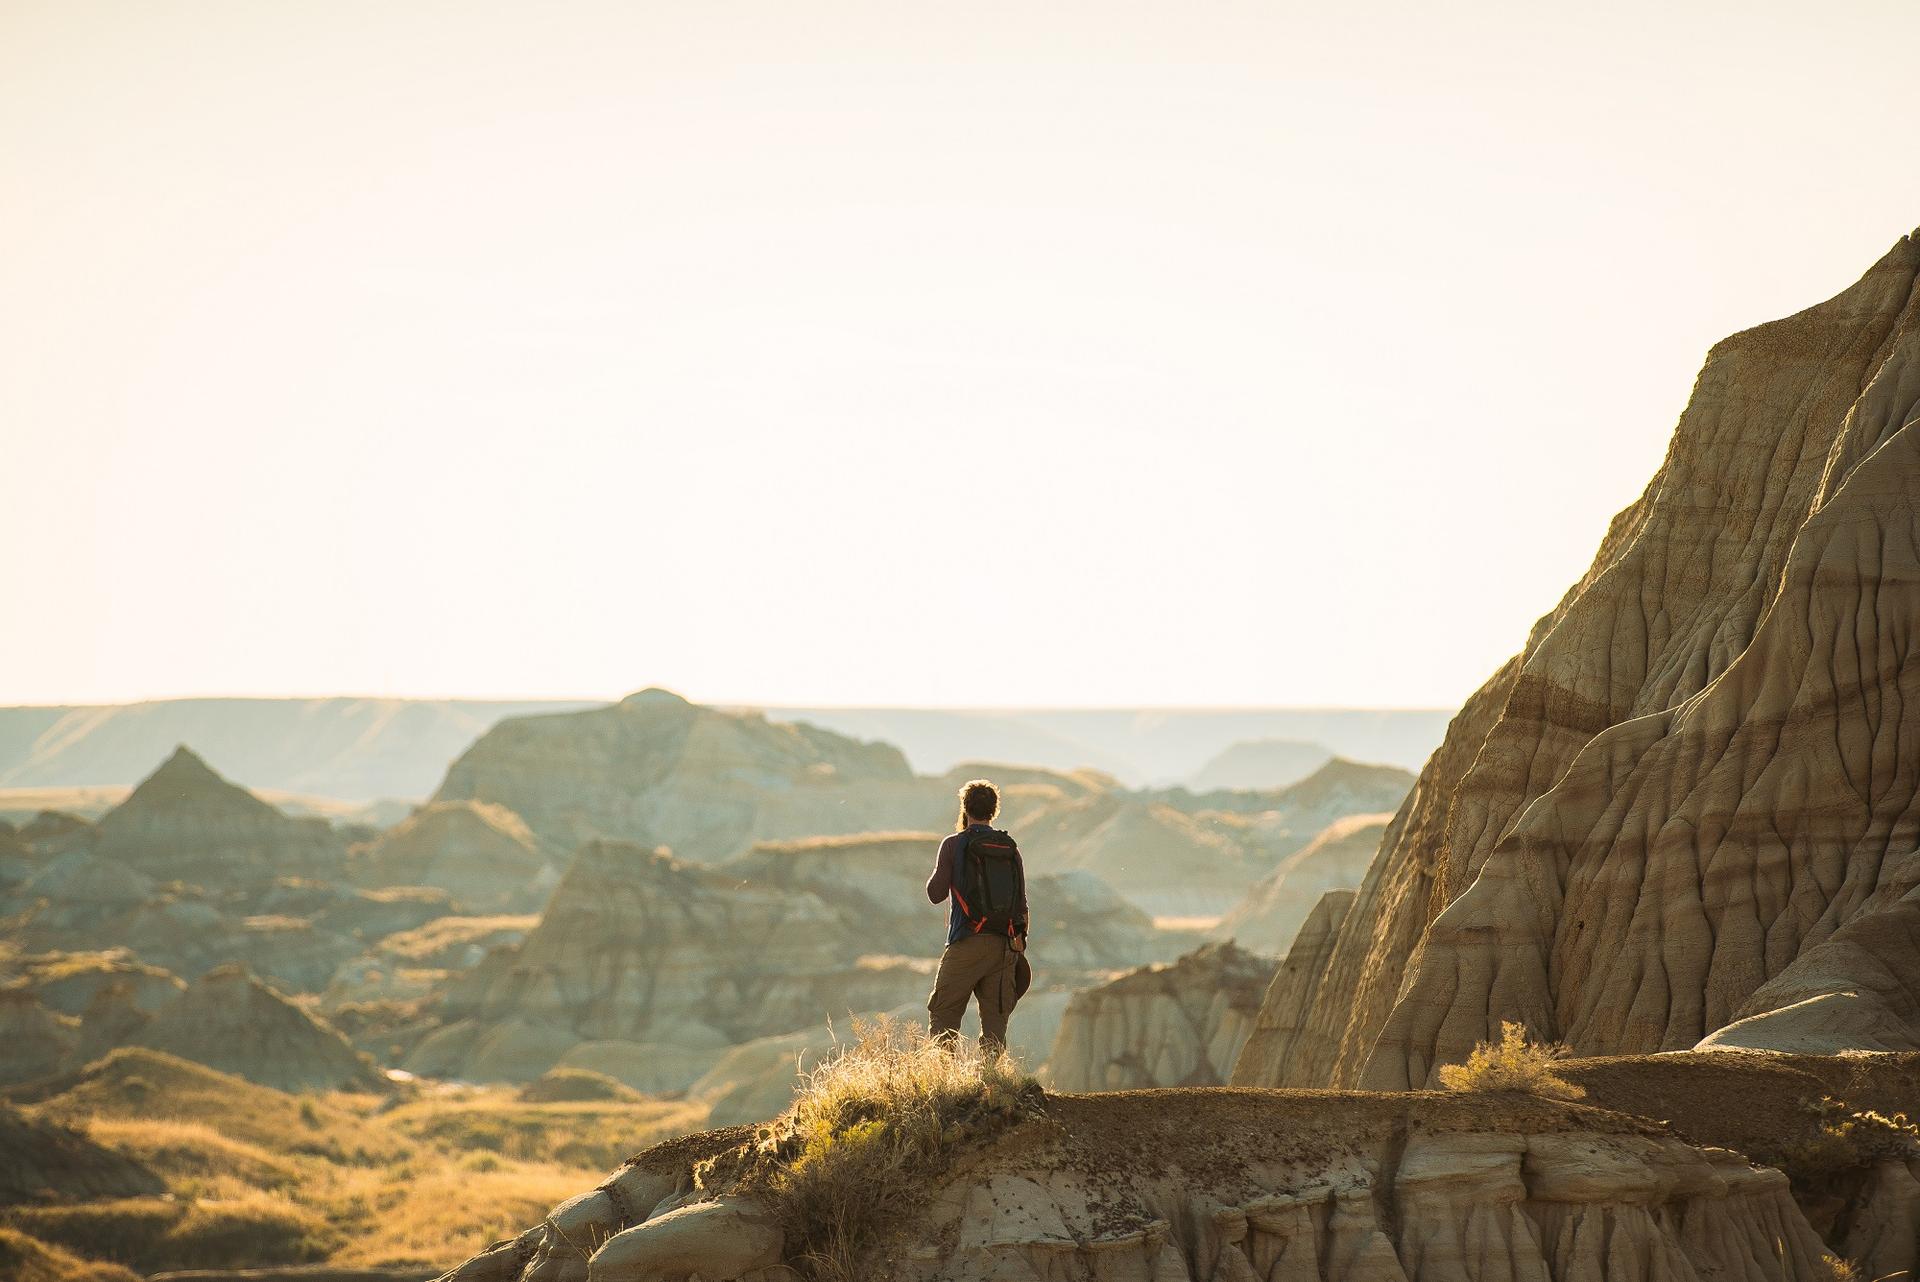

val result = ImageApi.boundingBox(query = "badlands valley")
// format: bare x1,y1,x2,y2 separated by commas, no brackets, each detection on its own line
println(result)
7,228,1920,1282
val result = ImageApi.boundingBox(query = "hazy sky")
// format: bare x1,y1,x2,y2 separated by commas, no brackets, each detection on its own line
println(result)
4,1,1917,709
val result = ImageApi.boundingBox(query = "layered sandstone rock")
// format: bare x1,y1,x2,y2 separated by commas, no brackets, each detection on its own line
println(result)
1237,229,1920,1089
1039,941,1275,1091
441,1088,1846,1282
1231,889,1357,1086
431,689,927,858
129,963,384,1092
0,949,184,1016
1020,759,1413,920
408,834,1174,1084
350,801,557,911
1212,813,1389,955
93,746,346,888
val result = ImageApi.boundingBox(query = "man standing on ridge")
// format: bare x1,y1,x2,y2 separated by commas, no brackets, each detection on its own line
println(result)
925,778,1030,1053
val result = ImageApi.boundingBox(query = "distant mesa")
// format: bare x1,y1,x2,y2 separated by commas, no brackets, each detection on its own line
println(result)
429,690,923,859
1187,736,1332,790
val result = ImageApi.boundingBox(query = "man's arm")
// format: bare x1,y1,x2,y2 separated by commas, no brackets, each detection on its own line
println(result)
926,833,957,904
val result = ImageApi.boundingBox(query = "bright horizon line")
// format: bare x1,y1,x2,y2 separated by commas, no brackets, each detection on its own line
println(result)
0,689,1457,714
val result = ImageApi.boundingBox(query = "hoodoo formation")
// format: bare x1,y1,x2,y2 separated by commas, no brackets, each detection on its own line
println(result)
1234,229,1920,1090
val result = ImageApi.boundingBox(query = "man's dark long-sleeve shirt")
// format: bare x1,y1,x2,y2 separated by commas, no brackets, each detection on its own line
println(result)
926,823,1028,947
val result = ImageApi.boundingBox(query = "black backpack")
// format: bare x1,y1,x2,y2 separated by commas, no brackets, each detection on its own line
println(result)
958,828,1026,938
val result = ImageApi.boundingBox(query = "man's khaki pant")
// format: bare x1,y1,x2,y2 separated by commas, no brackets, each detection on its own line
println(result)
927,933,1018,1052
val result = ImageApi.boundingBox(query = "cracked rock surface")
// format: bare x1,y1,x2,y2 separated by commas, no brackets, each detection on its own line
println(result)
1235,227,1920,1089
435,1084,1860,1282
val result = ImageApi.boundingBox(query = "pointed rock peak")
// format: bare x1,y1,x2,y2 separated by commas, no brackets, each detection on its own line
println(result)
109,746,281,822
619,686,693,708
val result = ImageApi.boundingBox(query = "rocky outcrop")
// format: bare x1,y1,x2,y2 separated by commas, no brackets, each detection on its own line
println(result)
128,963,384,1092
93,747,345,888
408,834,1176,1084
1040,941,1276,1091
1212,813,1389,955
1237,228,1920,1089
351,801,557,912
1027,759,1413,920
439,1086,1855,1282
431,689,928,858
1231,889,1357,1086
0,949,184,1016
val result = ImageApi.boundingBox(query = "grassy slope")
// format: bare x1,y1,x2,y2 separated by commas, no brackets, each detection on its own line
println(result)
5,1049,707,1273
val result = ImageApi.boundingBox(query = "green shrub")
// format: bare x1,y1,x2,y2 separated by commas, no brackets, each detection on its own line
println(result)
1437,1022,1585,1101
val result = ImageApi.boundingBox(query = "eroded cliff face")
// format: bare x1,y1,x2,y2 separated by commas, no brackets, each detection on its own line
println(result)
351,800,558,911
93,746,346,888
1236,229,1920,1089
1039,941,1275,1091
437,1082,1876,1282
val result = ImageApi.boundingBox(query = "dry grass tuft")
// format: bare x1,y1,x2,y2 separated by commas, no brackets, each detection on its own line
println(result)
705,1016,1043,1282
1778,1097,1920,1194
1437,1022,1586,1101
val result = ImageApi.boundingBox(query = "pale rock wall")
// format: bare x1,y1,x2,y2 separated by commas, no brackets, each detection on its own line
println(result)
1040,941,1275,1091
1237,229,1920,1088
437,1094,1846,1282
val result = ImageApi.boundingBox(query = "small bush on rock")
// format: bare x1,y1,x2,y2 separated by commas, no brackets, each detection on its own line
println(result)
699,1017,1044,1282
1817,1256,1859,1282
1779,1097,1920,1193
1437,1022,1585,1101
